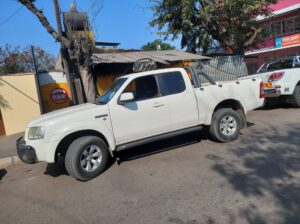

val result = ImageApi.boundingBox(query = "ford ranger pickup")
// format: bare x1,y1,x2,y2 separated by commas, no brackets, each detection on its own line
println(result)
17,68,264,181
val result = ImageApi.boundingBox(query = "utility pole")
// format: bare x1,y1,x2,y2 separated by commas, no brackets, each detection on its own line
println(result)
31,45,45,114
53,0,77,105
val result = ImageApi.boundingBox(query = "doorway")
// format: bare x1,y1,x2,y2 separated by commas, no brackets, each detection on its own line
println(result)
0,109,6,136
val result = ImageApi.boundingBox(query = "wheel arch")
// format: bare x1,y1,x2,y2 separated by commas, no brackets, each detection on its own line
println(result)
212,99,247,128
54,129,113,162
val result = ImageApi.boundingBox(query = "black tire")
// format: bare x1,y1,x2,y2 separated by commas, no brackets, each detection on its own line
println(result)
291,85,300,108
209,108,241,143
259,98,267,109
65,136,109,181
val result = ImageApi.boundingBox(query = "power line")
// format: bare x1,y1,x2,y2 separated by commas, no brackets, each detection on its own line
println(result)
0,5,23,27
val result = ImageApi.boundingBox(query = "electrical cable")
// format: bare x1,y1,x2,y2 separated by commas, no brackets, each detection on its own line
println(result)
0,5,23,27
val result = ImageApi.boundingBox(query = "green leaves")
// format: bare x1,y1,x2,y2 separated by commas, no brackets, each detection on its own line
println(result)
150,0,278,54
141,40,175,51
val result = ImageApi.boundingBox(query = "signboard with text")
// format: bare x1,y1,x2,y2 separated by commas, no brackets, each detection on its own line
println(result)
275,33,300,48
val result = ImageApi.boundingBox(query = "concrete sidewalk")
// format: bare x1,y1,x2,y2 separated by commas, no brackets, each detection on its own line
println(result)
0,132,24,169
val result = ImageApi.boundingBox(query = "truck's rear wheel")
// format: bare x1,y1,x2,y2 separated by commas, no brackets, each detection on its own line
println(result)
65,136,109,181
210,108,241,143
291,86,300,108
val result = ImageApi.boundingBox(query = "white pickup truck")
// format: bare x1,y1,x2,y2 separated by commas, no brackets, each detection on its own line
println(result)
17,68,264,180
256,56,300,107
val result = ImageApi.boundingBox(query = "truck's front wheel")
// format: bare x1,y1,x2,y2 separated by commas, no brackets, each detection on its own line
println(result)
65,136,109,181
210,108,241,143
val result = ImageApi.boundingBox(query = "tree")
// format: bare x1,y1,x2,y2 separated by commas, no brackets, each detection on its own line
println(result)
0,44,55,75
18,0,97,103
141,39,175,51
150,0,277,54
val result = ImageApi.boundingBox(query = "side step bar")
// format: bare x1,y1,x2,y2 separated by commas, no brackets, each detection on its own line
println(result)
116,126,203,152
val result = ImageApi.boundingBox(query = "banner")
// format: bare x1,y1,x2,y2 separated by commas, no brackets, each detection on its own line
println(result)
275,33,300,48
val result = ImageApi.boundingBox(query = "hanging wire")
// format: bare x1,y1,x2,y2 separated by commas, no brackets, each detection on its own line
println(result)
0,5,23,27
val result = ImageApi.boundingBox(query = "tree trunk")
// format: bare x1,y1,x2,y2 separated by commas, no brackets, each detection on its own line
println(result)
78,65,96,103
230,44,245,56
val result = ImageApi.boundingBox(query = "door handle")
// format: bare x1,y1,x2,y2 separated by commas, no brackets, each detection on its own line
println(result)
153,102,164,108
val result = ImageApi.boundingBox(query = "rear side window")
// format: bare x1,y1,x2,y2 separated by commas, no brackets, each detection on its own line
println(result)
158,72,186,96
267,62,281,71
280,59,293,69
267,59,293,71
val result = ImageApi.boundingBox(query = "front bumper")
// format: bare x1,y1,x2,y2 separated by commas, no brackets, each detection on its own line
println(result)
16,137,37,164
264,88,281,98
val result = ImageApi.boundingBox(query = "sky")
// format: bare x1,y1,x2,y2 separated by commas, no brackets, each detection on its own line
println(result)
0,0,181,57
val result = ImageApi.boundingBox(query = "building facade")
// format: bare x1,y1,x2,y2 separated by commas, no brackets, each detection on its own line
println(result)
245,0,300,73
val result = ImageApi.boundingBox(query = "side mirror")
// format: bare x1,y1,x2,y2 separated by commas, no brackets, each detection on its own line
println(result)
119,92,134,103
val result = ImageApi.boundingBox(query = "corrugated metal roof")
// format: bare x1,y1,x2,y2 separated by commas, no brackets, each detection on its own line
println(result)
91,50,210,64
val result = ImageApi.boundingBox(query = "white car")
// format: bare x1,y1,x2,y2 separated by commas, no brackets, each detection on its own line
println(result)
17,68,264,180
256,56,300,107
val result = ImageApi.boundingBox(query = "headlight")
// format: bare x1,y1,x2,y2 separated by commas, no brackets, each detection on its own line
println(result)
28,127,45,140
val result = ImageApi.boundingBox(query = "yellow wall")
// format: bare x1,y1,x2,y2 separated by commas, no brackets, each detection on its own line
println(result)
0,74,41,135
96,75,117,95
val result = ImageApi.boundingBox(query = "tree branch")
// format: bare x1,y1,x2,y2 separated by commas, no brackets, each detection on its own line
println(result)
18,0,70,47
244,27,262,47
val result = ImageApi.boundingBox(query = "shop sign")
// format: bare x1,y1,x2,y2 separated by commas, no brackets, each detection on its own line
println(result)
50,88,68,104
275,33,300,48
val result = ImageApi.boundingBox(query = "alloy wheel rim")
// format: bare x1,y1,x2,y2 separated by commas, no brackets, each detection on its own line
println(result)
80,145,103,172
219,115,237,136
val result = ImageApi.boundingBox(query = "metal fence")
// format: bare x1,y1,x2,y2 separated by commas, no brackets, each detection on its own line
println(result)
192,55,249,84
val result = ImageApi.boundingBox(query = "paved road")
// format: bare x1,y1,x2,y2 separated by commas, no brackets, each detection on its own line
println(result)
0,106,299,224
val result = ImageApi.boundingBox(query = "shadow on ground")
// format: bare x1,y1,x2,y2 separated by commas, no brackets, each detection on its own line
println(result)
257,99,296,111
206,124,300,224
43,130,210,177
44,157,68,177
117,130,209,162
0,169,7,181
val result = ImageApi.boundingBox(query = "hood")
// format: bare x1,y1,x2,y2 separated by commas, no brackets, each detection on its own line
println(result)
27,103,103,127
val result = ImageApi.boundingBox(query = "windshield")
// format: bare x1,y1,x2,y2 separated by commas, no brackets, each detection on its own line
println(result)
96,78,127,105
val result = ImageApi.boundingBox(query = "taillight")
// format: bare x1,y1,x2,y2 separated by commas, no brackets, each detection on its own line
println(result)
268,72,284,82
260,81,265,99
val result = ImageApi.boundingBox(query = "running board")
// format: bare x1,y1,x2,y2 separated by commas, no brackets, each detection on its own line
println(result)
116,126,203,152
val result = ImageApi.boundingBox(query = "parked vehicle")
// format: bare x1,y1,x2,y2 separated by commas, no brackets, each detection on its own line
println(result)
17,68,264,181
256,55,300,107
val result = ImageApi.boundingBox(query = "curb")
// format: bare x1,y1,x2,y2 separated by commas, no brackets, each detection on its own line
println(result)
0,155,21,169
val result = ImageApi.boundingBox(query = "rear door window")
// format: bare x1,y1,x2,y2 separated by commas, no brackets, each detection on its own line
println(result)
158,72,186,96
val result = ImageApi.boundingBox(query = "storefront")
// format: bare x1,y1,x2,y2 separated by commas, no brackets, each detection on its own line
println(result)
245,0,300,73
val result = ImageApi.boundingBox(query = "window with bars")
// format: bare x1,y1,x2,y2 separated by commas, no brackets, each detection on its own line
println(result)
283,18,294,34
260,16,300,40
272,21,282,37
295,16,300,32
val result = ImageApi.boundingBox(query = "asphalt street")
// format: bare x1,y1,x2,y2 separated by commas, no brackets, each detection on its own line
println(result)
0,106,299,224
